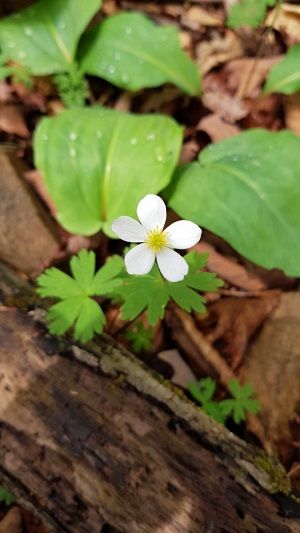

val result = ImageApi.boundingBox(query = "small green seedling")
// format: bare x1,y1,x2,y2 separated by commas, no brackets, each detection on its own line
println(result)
189,377,260,425
125,321,153,353
0,485,15,506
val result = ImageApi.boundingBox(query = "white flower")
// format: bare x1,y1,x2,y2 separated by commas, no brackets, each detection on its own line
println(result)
111,194,202,282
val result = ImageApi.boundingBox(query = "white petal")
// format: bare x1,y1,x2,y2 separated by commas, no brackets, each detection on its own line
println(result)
156,248,188,282
137,194,166,231
164,220,202,249
125,244,155,275
111,216,147,242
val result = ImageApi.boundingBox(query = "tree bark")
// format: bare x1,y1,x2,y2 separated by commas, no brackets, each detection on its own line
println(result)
0,262,299,533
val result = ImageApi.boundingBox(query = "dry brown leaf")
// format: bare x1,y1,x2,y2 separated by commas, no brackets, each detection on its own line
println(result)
242,293,300,463
266,3,300,44
166,304,235,384
197,113,240,142
157,349,196,389
0,80,13,103
193,242,266,291
179,139,199,164
196,31,244,76
283,93,300,135
0,105,29,137
203,90,248,121
181,6,223,31
225,56,282,99
0,507,22,533
205,294,280,369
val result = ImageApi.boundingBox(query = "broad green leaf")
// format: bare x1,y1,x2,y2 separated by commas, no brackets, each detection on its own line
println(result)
227,0,276,28
0,0,101,75
34,107,182,236
79,12,200,96
168,129,300,277
265,44,300,95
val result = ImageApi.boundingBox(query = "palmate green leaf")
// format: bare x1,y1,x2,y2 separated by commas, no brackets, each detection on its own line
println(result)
168,128,300,277
188,377,216,405
0,0,101,75
220,379,260,424
265,44,300,95
125,321,153,353
116,252,222,326
34,107,182,236
37,250,123,342
79,12,200,96
0,485,15,506
227,0,276,28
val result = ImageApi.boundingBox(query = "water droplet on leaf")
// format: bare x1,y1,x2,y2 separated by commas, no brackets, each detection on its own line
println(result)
24,27,32,36
130,137,138,145
69,132,77,141
70,148,77,158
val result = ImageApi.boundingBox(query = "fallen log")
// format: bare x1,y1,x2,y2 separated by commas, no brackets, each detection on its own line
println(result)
0,262,299,533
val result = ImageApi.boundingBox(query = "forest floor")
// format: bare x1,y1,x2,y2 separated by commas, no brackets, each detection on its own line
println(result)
0,1,300,530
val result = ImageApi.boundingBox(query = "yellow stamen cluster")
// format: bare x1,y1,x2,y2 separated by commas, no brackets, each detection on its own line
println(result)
145,228,168,253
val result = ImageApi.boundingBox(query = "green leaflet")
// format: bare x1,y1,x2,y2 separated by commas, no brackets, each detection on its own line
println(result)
0,0,101,75
227,0,276,28
265,44,300,95
79,11,201,96
116,252,222,326
37,250,123,342
168,128,300,277
34,107,182,236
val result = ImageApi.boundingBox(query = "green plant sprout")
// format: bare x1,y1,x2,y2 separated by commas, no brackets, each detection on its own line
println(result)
189,377,260,425
0,485,15,506
125,321,153,353
0,0,200,107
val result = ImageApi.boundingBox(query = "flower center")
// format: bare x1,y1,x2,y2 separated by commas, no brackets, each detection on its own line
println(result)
145,228,168,253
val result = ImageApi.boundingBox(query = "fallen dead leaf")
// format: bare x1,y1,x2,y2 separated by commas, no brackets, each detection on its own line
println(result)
166,303,235,384
0,507,22,533
0,80,13,103
0,105,29,137
283,93,300,135
241,94,282,130
224,56,282,99
242,292,300,463
266,3,300,44
197,113,240,142
157,349,196,389
203,294,280,369
202,73,249,122
181,6,223,31
179,139,199,164
196,31,244,76
194,242,266,291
